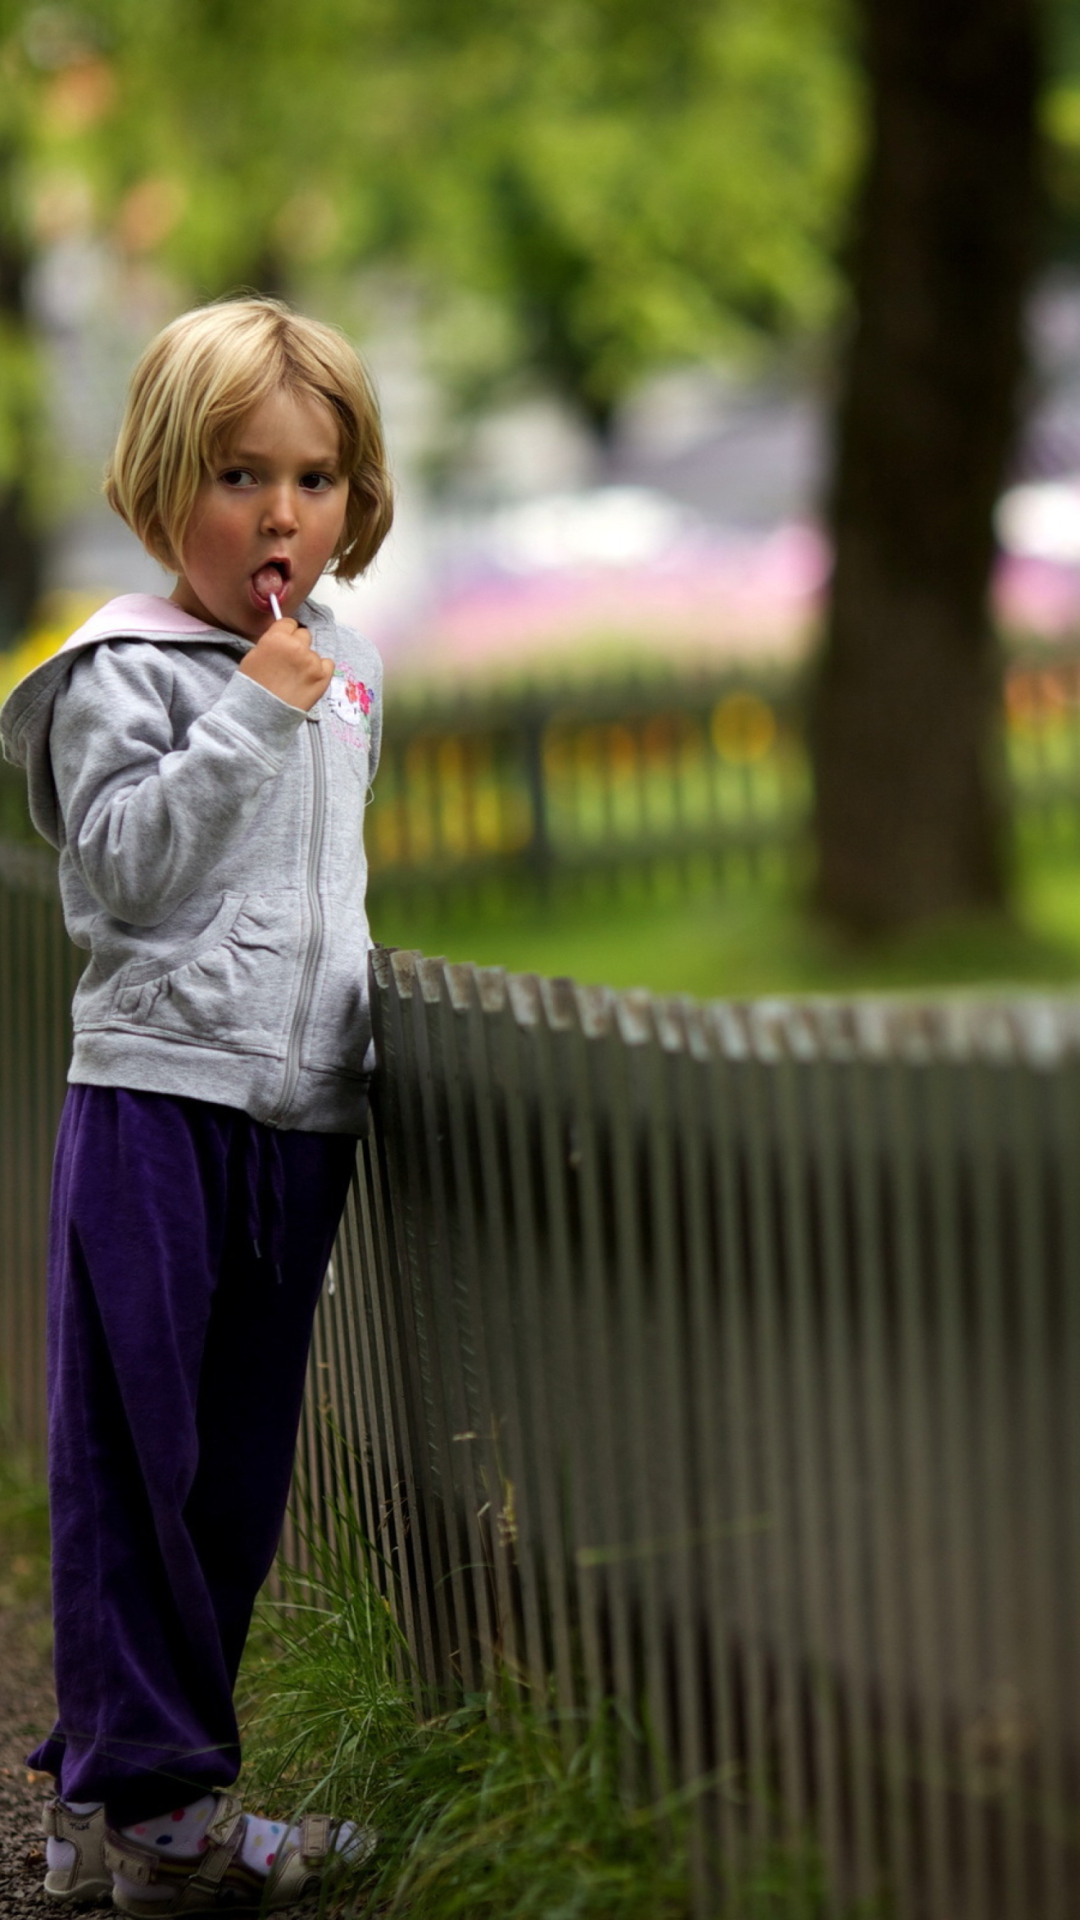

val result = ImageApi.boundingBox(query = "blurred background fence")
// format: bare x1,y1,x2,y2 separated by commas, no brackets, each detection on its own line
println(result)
370,643,1080,908
5,639,1080,911
385,642,1080,897
3,839,1080,1917
368,661,807,903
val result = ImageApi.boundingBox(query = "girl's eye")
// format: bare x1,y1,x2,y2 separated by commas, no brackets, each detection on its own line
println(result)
219,468,256,487
300,472,336,492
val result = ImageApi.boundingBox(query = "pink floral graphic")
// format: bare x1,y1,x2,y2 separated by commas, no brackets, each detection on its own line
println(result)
346,676,372,715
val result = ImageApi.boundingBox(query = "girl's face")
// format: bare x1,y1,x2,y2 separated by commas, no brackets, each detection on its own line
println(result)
171,387,349,639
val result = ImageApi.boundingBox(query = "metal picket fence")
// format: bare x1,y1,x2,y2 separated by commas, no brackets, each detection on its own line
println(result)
3,851,1080,1917
296,949,1080,1920
0,842,82,1456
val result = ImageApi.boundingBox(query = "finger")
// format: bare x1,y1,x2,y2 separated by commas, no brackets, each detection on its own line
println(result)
320,656,336,677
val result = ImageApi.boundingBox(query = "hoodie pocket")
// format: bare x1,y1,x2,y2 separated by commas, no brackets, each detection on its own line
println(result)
110,889,301,1055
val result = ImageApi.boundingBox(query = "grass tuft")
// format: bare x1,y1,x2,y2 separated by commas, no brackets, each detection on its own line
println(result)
239,1537,693,1918
238,1513,876,1918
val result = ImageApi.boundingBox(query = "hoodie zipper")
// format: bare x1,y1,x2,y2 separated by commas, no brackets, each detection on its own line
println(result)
269,708,325,1126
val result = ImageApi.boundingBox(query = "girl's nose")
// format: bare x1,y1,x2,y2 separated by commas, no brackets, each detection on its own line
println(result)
261,486,300,535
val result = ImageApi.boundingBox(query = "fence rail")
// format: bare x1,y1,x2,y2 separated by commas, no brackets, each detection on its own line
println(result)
3,854,1080,1917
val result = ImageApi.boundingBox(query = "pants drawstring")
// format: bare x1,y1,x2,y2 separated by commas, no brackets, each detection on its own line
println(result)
244,1122,287,1282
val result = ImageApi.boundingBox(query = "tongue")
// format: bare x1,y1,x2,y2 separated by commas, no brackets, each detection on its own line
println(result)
253,565,285,602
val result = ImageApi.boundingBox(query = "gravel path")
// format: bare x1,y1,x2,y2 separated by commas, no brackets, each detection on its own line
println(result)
0,1591,109,1920
0,1590,336,1920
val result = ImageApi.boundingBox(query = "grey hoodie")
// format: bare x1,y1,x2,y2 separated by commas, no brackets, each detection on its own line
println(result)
0,592,382,1134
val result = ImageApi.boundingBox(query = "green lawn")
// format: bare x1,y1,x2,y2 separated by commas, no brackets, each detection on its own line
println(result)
372,845,1080,1000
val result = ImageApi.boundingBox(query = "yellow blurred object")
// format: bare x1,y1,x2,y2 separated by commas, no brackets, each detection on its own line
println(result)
1045,82,1080,151
117,176,187,255
711,690,777,763
1005,666,1072,734
43,57,116,135
0,593,109,705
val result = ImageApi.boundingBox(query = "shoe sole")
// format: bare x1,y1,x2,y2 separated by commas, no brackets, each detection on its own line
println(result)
44,1876,115,1906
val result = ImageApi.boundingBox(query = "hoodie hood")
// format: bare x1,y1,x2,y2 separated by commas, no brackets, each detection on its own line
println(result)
0,592,328,848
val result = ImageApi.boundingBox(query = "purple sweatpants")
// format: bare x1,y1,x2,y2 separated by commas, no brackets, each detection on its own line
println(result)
28,1086,357,1825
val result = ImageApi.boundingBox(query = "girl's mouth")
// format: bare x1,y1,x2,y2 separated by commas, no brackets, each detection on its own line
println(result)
251,561,291,608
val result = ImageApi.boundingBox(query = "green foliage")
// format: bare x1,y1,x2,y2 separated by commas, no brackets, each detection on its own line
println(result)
239,1523,696,1919
240,1494,889,1915
0,312,40,493
361,0,860,421
239,1528,417,1823
7,0,860,423
357,1702,694,1919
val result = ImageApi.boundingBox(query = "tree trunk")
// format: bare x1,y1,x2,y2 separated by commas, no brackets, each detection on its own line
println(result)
812,0,1042,934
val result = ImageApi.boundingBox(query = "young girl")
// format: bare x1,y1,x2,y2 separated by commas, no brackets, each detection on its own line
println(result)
0,297,393,1913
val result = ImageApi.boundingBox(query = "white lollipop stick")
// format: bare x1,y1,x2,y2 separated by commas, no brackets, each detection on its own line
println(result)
269,591,282,621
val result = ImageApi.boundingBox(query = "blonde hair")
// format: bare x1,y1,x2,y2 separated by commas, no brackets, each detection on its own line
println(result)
104,297,393,581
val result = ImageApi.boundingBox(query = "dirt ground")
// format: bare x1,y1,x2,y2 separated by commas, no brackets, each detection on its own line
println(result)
0,1578,110,1920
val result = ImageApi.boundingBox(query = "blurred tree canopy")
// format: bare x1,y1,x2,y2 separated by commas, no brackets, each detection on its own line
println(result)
5,0,1079,479
14,0,858,427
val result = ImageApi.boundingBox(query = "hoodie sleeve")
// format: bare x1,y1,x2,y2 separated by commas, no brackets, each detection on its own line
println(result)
50,640,306,926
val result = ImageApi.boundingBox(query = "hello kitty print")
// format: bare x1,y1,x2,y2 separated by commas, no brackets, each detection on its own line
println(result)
325,667,373,750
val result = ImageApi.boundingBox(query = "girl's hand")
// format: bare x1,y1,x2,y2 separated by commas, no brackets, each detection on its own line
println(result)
238,617,335,712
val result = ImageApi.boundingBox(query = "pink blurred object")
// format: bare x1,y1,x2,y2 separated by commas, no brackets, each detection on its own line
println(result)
396,523,830,675
349,491,1080,683
993,553,1080,637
